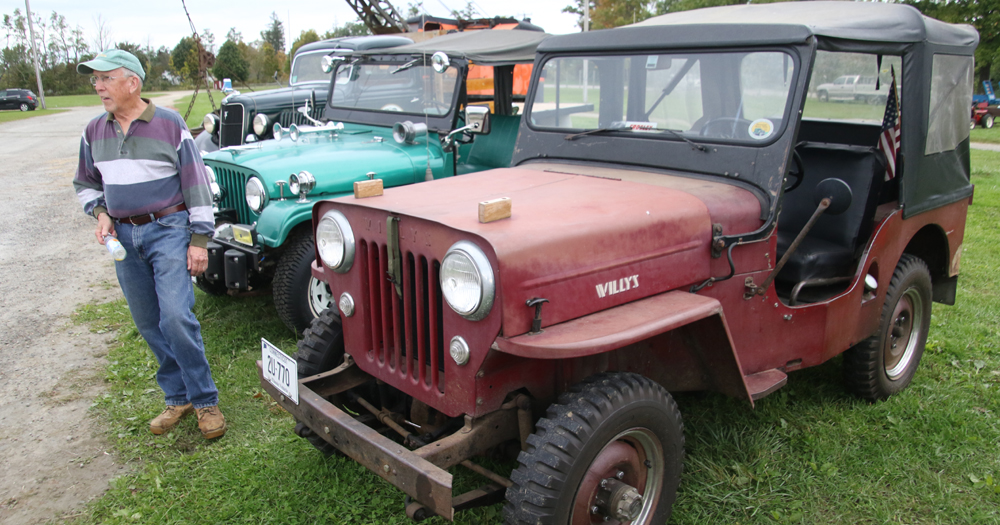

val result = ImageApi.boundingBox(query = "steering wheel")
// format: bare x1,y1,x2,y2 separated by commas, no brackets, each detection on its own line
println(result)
784,147,805,193
699,117,752,140
380,104,403,112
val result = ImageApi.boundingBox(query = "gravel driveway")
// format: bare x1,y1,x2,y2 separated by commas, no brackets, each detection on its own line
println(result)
0,92,192,524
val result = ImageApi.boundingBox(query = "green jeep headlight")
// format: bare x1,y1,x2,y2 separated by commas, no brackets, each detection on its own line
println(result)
245,177,268,213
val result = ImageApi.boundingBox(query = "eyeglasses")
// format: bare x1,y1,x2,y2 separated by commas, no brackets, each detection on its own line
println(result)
89,75,121,86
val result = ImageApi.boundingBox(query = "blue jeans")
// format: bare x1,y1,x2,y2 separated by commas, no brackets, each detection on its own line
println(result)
113,210,219,408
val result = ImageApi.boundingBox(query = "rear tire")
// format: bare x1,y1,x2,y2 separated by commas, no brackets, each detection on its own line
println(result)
292,309,345,456
274,230,333,335
20,103,29,111
844,254,932,401
505,373,684,524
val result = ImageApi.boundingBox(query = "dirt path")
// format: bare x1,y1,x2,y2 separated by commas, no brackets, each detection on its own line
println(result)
0,91,192,524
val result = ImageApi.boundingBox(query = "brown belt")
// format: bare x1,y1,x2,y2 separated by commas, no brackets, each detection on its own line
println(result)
115,203,187,225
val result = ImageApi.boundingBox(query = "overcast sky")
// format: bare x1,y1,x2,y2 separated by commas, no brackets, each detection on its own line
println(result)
7,0,580,54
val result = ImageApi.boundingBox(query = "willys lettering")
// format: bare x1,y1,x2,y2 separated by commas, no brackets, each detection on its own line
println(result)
596,275,639,298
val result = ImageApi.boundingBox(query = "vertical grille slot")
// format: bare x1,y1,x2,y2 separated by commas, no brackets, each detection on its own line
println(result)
360,239,445,393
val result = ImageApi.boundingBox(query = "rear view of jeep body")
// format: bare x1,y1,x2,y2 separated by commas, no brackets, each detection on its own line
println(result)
260,3,978,522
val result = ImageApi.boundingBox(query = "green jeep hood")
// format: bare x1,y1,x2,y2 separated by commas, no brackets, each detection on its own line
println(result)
203,124,446,196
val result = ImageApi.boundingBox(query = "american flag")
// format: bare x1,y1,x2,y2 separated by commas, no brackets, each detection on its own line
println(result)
879,67,901,181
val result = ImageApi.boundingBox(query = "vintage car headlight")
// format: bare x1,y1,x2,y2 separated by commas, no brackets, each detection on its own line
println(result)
253,113,271,137
202,112,218,134
317,210,355,272
440,241,495,320
204,165,222,201
245,177,268,213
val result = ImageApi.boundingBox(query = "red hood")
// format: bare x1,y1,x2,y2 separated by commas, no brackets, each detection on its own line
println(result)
333,163,761,336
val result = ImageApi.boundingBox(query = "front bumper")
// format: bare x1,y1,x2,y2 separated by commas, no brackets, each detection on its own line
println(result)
258,359,521,520
258,360,456,519
203,233,264,291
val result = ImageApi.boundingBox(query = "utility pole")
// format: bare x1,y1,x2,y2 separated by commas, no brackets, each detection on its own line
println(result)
24,0,46,109
583,0,590,104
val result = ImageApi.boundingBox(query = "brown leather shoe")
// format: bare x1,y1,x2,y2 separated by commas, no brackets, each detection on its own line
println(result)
197,406,227,439
149,404,194,435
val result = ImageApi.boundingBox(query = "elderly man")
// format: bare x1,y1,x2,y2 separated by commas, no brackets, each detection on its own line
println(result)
73,49,225,439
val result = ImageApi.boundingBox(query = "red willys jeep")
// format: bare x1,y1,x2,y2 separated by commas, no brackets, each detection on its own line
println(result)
259,3,978,522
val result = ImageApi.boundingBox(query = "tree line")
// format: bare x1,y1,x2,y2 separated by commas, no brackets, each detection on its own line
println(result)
0,8,370,96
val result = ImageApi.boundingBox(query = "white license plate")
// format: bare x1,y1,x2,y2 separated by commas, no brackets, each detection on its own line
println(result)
262,338,298,405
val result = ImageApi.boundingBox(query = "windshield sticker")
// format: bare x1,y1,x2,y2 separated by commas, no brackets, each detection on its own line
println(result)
748,119,774,140
646,56,658,69
620,121,659,132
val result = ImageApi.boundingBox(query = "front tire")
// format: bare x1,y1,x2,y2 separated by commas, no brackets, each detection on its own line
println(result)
844,254,932,401
292,309,345,456
505,373,684,525
274,230,334,334
20,103,29,111
984,114,995,129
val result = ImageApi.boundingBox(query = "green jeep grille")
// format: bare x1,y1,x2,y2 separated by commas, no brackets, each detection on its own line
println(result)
209,163,260,225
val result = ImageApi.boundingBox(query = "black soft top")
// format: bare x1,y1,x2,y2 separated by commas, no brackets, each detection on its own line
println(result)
541,2,977,54
351,30,550,66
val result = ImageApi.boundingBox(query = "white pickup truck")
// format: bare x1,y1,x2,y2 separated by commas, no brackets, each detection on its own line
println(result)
816,75,889,104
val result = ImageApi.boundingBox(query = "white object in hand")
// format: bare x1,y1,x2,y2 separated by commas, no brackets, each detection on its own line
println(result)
104,235,126,261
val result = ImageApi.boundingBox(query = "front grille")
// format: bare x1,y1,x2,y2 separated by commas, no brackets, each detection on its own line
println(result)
219,103,246,148
359,239,446,393
210,164,258,224
278,104,326,128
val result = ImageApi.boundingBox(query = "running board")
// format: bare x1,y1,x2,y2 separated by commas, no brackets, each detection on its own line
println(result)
744,369,788,400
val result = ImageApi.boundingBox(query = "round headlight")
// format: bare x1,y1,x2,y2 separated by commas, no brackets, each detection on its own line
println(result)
440,241,495,320
245,177,268,213
317,210,355,272
202,112,218,134
253,113,271,137
449,336,470,366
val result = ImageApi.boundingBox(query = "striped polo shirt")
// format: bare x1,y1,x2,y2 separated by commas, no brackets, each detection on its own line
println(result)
74,99,214,247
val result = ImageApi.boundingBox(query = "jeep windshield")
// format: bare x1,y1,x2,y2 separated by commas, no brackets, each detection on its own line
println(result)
528,51,796,144
330,57,460,117
290,50,334,85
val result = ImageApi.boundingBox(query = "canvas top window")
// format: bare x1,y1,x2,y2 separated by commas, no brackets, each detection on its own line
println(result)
527,50,796,145
330,57,460,117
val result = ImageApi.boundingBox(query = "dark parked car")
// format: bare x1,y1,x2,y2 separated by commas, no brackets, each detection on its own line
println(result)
0,89,38,111
197,35,413,153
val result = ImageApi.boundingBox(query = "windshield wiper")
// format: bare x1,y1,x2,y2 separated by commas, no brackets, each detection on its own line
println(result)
656,128,708,152
564,126,628,141
391,58,420,74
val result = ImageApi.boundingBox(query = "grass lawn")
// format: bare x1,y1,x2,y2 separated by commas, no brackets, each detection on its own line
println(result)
0,108,68,123
971,125,1000,145
70,152,1000,524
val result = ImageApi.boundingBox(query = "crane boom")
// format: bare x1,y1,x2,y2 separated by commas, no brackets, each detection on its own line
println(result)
344,0,408,34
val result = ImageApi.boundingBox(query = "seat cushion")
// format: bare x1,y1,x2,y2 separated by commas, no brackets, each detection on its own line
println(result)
775,232,857,284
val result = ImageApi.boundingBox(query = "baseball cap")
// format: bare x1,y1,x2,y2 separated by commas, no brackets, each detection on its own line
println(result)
77,49,146,81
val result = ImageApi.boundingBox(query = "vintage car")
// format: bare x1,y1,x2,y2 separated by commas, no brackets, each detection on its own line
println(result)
196,35,413,153
261,2,977,522
200,29,547,333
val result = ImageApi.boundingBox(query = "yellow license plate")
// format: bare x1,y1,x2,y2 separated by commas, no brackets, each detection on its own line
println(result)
233,225,254,246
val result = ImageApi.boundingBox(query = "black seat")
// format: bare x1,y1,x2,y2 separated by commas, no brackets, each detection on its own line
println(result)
776,142,886,284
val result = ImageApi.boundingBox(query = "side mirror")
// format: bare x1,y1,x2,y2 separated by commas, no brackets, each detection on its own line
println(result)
465,105,491,135
322,55,345,74
431,51,450,73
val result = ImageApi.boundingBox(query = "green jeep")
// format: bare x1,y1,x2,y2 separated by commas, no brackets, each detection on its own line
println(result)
199,29,547,333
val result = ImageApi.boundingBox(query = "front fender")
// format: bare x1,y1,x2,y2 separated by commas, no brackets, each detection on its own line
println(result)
495,290,756,405
256,191,353,247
